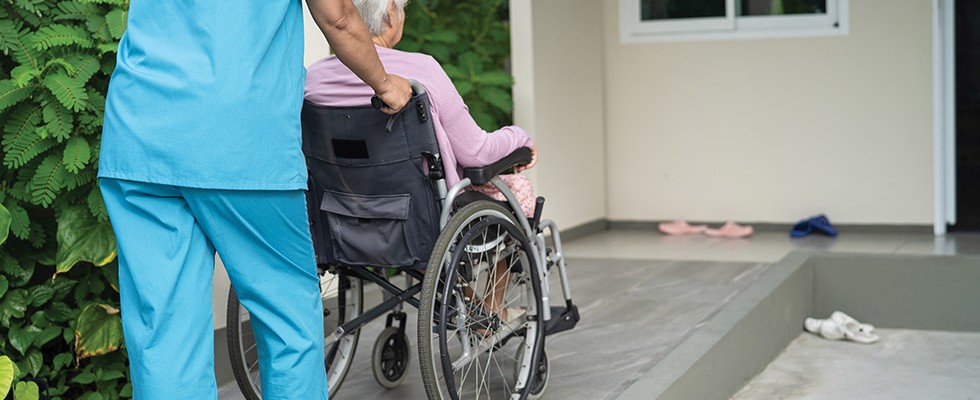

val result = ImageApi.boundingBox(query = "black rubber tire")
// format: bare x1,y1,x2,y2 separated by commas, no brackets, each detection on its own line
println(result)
418,200,545,400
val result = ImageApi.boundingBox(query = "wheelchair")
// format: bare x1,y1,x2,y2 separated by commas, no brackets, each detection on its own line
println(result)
226,81,579,400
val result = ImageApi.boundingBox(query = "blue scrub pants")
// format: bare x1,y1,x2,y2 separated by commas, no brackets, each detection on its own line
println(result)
100,178,329,400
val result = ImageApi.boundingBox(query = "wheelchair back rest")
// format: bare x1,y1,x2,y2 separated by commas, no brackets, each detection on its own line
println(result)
301,93,443,270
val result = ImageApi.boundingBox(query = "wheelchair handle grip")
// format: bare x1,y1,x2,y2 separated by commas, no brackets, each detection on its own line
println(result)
371,79,425,111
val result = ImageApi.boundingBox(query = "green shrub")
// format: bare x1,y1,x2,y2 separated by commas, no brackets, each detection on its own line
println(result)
397,0,514,130
1,0,128,398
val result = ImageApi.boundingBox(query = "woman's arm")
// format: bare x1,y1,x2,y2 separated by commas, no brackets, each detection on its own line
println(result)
305,0,410,114
424,57,535,168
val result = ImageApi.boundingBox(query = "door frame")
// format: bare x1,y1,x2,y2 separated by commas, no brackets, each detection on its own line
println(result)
934,0,956,235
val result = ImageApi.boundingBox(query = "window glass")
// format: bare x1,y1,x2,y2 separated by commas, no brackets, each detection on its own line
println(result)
640,0,727,21
739,0,827,16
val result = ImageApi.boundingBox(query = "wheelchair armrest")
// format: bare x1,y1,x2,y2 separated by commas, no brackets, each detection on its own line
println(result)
462,147,533,186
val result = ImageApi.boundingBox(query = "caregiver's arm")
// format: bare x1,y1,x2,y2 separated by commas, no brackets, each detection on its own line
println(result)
306,0,411,114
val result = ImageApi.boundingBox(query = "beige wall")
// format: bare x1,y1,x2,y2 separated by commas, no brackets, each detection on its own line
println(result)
511,0,607,230
603,0,934,224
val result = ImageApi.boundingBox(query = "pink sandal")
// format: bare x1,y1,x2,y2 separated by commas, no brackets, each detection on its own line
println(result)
703,221,753,239
658,220,708,235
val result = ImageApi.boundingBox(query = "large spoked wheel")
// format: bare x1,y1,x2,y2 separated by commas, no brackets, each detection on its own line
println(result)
419,201,545,400
227,271,363,399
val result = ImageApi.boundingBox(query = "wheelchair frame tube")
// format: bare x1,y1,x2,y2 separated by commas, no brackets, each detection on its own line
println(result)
440,178,472,228
539,219,574,303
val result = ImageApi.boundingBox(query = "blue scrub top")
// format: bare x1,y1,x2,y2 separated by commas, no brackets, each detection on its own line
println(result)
100,0,308,190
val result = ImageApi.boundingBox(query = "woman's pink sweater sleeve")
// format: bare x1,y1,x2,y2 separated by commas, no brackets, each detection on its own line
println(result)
423,57,534,168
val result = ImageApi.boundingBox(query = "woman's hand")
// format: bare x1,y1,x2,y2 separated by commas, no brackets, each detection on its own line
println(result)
516,145,537,172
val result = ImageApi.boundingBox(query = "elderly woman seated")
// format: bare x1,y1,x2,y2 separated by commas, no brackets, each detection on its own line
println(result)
304,0,537,217
305,0,537,329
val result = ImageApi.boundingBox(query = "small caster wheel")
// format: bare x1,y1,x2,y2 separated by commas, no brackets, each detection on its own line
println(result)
373,326,410,389
516,346,549,399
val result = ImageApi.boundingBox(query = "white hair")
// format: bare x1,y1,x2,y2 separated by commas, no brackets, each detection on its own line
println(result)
353,0,408,36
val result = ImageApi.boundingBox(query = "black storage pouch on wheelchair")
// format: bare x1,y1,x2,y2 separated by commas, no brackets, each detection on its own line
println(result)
302,92,442,270
320,190,415,268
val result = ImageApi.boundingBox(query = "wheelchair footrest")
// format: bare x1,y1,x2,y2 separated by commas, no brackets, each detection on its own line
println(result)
545,304,579,336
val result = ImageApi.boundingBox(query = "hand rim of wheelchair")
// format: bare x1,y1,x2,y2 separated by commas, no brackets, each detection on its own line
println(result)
226,272,363,400
418,200,545,400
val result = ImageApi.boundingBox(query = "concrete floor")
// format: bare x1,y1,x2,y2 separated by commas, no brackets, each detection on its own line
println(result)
219,257,771,400
217,228,980,399
730,329,980,400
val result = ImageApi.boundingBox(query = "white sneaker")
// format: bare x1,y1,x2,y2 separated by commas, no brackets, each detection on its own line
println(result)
830,311,875,333
804,313,879,344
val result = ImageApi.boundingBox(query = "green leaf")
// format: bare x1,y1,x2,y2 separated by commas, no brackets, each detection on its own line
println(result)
87,187,108,222
5,26,40,70
99,370,124,381
475,71,513,87
42,73,89,112
9,65,40,87
0,276,8,298
13,380,38,400
5,202,30,240
53,353,72,371
74,304,124,362
55,206,117,275
457,51,483,75
0,203,9,245
9,325,42,355
3,105,45,167
22,350,42,378
455,80,474,97
478,85,513,113
56,2,100,21
0,356,13,399
64,54,101,84
85,15,109,42
13,0,47,16
30,155,68,207
119,383,132,397
34,24,93,50
65,168,96,191
427,29,459,43
1,289,30,323
442,64,465,80
62,137,91,173
105,9,127,39
79,392,104,400
2,256,35,286
37,326,62,347
27,285,54,307
43,100,74,142
71,372,95,384
0,80,34,113
425,43,451,64
101,262,119,293
46,302,72,322
471,107,495,131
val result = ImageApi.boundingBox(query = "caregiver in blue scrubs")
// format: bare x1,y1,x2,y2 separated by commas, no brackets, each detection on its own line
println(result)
97,0,411,398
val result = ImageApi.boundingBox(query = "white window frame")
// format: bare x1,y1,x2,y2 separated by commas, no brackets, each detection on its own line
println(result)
620,0,849,43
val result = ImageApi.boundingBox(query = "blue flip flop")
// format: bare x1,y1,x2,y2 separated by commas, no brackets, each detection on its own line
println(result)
790,219,813,237
809,214,838,237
